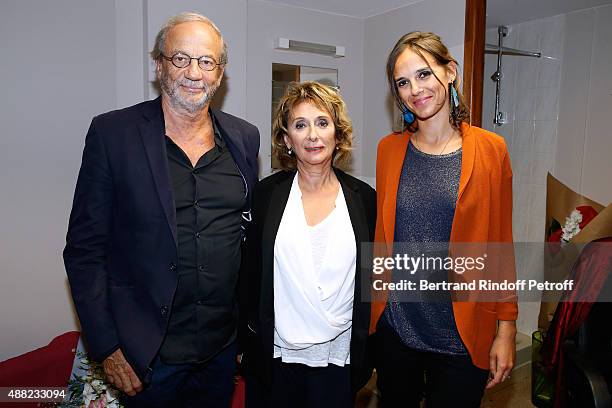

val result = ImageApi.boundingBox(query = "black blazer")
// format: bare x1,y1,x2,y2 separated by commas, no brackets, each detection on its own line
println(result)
241,169,376,394
63,97,259,382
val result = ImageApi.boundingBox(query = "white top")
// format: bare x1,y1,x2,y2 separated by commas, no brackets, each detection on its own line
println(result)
273,174,356,367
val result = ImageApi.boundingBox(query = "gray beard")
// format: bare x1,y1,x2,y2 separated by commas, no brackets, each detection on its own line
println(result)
160,75,218,114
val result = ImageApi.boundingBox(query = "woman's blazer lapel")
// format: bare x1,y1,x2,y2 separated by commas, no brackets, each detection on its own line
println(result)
260,171,293,322
336,170,370,245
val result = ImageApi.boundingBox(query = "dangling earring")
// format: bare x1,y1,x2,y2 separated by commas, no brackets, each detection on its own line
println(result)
449,83,459,111
287,146,293,155
401,105,415,124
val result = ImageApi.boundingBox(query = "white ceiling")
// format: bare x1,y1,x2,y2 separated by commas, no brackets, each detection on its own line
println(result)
250,0,424,18
252,0,612,23
486,0,612,28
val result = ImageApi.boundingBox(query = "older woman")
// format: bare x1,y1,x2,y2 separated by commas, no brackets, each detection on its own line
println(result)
242,81,376,407
371,32,518,407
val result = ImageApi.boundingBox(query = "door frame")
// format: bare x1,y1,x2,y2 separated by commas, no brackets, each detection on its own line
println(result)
463,0,486,127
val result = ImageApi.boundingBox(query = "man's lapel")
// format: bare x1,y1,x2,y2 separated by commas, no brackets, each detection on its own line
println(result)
139,98,178,247
211,108,248,169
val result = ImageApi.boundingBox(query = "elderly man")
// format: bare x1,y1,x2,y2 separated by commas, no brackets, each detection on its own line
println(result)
64,12,259,407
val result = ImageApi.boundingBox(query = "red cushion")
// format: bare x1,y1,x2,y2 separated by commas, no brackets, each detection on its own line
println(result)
0,331,80,387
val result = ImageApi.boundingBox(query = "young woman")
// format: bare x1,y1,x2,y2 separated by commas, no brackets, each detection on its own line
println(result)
371,32,517,407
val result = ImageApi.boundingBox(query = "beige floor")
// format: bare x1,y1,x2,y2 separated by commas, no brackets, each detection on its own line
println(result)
355,364,535,408
481,364,535,408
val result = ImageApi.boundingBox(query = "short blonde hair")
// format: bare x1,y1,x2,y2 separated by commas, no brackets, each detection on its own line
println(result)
272,81,353,170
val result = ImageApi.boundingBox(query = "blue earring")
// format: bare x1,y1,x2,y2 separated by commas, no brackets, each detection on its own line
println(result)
402,105,415,124
450,84,459,110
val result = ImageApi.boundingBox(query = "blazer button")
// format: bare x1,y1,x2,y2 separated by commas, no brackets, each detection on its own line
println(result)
169,263,177,271
160,305,169,317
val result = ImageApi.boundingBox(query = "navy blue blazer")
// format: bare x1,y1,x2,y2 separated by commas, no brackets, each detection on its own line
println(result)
64,97,259,381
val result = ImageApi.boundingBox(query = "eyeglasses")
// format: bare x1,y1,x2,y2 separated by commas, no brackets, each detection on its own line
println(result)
160,52,224,71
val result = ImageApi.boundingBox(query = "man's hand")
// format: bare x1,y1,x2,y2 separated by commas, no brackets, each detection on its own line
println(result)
486,320,516,389
102,349,143,396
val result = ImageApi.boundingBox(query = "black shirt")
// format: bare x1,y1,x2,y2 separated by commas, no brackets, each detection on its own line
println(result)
160,114,246,363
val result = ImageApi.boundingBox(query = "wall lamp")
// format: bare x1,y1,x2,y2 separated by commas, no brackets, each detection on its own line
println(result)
275,37,345,58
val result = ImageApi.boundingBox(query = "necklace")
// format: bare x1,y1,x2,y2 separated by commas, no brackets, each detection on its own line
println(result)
413,129,456,155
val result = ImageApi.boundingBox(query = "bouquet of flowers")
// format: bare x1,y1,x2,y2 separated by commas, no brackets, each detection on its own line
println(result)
539,173,612,328
48,334,123,408
548,206,599,245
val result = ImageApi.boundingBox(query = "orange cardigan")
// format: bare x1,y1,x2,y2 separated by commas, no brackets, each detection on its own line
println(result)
370,122,518,370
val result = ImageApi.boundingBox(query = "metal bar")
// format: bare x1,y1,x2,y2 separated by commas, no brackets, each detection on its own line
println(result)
485,44,541,58
492,26,507,126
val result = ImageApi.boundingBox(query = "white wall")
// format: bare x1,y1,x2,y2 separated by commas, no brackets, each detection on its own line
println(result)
0,0,117,361
115,0,147,108
555,5,612,206
362,0,466,178
246,0,364,178
483,15,565,243
483,14,565,336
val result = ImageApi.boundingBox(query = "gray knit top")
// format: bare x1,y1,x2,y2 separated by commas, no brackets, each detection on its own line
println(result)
382,140,467,355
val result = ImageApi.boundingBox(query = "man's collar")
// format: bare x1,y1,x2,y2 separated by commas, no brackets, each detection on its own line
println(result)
150,97,224,148
209,108,225,149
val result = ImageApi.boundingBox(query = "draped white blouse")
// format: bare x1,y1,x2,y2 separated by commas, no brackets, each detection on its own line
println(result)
273,174,356,367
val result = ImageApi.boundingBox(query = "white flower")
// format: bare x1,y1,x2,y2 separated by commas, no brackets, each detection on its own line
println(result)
91,378,106,393
106,388,121,408
82,382,97,406
561,209,583,243
67,351,125,407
